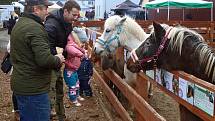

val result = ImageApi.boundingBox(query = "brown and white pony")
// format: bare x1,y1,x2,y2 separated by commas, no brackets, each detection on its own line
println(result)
127,22,215,121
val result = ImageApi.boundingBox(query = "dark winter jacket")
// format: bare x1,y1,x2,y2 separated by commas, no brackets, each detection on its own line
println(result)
10,13,61,95
77,58,93,80
44,9,73,55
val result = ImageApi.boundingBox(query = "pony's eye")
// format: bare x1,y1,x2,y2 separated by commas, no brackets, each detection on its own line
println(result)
106,29,111,33
146,42,150,46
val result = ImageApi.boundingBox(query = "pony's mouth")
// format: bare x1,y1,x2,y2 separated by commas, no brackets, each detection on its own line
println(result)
127,65,140,73
93,47,103,55
127,57,156,73
126,58,141,73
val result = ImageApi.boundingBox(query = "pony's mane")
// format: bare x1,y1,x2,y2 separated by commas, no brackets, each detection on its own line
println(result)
196,43,215,83
123,15,147,41
155,24,215,83
161,24,205,56
105,15,147,41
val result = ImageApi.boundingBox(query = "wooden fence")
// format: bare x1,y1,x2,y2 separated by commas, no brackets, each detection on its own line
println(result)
75,20,215,46
76,21,215,121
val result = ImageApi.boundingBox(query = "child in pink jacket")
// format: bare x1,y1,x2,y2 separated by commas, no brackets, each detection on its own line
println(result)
63,34,85,106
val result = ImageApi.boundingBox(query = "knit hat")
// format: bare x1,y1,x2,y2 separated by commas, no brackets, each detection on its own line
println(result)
73,27,88,43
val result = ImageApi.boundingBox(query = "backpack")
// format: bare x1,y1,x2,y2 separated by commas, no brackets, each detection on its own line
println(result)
1,52,12,73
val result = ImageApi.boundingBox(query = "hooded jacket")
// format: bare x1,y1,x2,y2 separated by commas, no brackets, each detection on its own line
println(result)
77,57,93,80
65,34,85,71
45,9,73,55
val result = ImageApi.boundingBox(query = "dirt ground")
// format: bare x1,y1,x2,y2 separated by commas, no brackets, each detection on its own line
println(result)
149,88,180,121
63,80,122,121
0,48,180,121
0,50,122,121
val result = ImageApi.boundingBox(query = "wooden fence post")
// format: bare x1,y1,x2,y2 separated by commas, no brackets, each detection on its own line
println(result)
210,22,214,42
135,74,149,121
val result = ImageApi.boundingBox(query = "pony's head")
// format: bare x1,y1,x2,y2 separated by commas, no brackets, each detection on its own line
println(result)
93,15,127,55
127,22,215,84
127,22,169,72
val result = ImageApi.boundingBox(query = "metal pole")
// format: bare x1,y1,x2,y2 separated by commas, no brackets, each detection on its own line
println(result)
168,0,170,21
211,3,213,21
145,8,147,20
105,0,106,19
183,8,184,21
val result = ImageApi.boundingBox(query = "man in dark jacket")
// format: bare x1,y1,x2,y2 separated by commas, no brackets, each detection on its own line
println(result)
44,0,81,120
10,0,65,120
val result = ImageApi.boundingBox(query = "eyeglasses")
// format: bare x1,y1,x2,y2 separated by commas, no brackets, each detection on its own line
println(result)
72,13,80,18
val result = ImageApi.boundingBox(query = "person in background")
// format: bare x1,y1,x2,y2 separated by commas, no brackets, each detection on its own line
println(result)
63,33,85,107
6,11,19,121
44,1,81,120
7,12,19,35
10,0,65,120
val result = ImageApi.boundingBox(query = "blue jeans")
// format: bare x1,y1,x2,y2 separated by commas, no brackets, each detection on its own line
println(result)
79,78,92,96
15,93,50,121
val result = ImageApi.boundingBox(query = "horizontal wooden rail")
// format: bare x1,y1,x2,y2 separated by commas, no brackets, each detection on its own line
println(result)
138,72,215,121
104,69,166,121
76,20,215,42
172,71,215,92
85,27,102,36
93,68,132,121
207,42,215,48
74,21,105,29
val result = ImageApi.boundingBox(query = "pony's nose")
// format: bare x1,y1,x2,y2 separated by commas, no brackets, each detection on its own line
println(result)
94,47,97,53
94,47,103,55
94,47,100,54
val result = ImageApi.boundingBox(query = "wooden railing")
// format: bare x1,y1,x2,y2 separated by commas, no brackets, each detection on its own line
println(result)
94,68,166,121
75,20,215,43
76,21,215,121
138,71,215,121
74,20,105,30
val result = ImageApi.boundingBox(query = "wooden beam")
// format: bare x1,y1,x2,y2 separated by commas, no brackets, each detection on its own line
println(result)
104,69,166,121
138,73,215,121
171,71,215,92
93,68,133,121
135,75,148,121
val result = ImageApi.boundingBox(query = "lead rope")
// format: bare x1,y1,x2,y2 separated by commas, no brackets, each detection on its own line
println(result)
149,55,158,97
153,55,157,79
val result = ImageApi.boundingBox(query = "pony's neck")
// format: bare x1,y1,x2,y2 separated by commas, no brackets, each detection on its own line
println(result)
181,34,215,84
190,45,215,84
122,18,147,49
161,26,215,84
125,37,142,50
165,37,215,84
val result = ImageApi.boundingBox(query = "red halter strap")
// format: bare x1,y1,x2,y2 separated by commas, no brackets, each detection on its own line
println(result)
138,28,173,67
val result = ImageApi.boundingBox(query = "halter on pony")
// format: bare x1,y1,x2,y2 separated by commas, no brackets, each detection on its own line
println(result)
131,27,173,69
96,25,123,52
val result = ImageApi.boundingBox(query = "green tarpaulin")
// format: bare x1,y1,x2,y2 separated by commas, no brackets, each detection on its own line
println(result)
144,0,213,21
145,0,213,9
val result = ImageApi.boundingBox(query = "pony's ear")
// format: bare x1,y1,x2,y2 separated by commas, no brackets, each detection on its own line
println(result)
119,17,127,25
153,21,165,38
